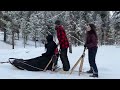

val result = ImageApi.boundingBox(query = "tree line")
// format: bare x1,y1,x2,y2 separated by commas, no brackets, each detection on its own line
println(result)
0,11,119,49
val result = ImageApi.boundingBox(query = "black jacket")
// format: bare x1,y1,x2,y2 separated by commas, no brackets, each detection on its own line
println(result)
42,35,57,58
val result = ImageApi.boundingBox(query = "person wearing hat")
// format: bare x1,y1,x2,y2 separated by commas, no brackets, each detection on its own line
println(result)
10,35,58,71
55,20,70,71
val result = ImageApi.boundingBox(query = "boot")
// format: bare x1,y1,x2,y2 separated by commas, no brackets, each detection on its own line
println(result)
53,65,60,72
89,74,98,78
86,67,93,73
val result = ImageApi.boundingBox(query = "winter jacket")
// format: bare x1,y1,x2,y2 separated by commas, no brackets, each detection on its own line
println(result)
85,31,98,49
55,25,69,49
42,35,57,59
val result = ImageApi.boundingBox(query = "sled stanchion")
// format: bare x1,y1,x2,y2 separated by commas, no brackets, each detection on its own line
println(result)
70,47,86,75
79,53,85,75
44,47,60,72
79,57,83,75
44,55,57,72
44,57,53,71
52,63,55,71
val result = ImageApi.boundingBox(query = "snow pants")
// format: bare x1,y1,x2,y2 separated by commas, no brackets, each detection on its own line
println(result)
60,48,70,71
88,47,98,74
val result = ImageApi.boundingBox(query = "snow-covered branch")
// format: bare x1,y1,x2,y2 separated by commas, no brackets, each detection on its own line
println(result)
68,34,84,45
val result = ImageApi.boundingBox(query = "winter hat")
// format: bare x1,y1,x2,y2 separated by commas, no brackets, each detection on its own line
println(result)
55,20,61,25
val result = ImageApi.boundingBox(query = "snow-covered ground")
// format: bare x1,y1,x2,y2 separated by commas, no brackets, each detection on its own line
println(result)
0,32,120,79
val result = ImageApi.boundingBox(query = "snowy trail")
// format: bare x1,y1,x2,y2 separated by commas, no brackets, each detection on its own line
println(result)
0,32,120,79
0,46,120,79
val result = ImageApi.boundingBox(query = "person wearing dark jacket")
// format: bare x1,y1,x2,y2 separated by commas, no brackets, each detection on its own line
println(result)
84,24,98,77
11,35,58,71
55,20,70,71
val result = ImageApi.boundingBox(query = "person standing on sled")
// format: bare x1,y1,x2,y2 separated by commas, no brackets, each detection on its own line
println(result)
55,20,70,71
84,24,98,77
10,35,59,71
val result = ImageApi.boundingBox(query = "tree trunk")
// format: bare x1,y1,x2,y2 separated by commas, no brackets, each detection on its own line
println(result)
12,30,14,49
4,28,7,42
23,33,26,48
69,43,72,53
35,30,37,48
101,29,104,45
17,32,19,40
68,34,72,53
25,35,27,44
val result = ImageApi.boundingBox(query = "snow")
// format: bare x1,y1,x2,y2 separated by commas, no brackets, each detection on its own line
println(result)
0,32,120,79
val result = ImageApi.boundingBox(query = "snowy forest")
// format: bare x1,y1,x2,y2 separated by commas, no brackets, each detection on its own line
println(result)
0,11,120,49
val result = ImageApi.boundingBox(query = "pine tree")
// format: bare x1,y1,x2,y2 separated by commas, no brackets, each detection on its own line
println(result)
111,11,120,45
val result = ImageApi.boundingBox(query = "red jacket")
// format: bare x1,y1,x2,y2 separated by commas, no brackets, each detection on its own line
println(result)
85,31,98,49
55,25,69,49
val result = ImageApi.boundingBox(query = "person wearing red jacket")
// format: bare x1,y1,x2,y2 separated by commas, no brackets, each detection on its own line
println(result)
55,20,70,71
84,23,98,77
